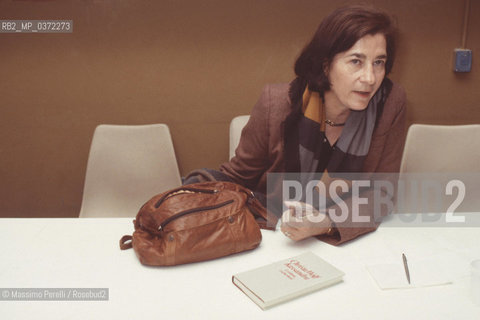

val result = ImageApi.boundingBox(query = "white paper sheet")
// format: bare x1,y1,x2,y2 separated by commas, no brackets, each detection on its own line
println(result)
366,260,452,290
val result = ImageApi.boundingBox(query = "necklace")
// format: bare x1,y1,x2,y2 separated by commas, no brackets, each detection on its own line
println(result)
325,119,346,127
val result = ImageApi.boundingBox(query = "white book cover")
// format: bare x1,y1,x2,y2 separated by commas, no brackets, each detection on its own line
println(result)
232,251,345,310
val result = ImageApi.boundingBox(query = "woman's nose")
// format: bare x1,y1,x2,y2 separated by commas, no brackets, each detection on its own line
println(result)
360,65,375,85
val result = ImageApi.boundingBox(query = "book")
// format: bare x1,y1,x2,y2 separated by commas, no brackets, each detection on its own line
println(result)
232,251,345,310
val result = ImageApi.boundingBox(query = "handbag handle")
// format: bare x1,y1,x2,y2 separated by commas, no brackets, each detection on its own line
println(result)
119,235,133,250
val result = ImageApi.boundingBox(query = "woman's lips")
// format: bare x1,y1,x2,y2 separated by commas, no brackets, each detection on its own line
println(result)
354,91,371,98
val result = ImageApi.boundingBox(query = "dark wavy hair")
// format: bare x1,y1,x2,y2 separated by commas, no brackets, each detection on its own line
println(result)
294,5,397,93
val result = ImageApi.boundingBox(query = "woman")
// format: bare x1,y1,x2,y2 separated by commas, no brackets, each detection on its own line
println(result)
189,5,406,245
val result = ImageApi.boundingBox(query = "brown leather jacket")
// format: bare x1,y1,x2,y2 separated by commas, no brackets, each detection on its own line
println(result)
220,80,407,245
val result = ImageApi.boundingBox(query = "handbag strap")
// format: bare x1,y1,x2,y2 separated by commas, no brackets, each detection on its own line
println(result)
119,235,133,250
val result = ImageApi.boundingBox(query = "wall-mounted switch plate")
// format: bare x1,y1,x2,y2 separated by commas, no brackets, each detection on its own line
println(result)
454,48,472,72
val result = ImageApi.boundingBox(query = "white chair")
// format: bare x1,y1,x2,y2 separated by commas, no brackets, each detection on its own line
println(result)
397,124,480,214
400,124,480,173
229,115,250,159
79,124,182,218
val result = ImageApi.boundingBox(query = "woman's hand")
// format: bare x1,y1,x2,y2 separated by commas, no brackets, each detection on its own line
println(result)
280,201,333,241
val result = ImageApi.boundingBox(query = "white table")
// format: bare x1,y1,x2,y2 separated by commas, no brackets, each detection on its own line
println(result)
0,216,479,319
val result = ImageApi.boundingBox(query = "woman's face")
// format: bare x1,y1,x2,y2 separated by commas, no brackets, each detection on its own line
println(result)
324,33,387,112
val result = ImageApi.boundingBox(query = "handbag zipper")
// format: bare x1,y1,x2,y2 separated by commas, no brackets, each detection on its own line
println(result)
158,199,234,231
154,187,219,208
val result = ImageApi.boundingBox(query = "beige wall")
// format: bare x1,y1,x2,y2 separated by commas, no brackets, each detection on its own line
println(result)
0,0,479,218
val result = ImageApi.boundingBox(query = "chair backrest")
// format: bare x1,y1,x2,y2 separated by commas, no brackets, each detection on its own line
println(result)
79,124,182,218
229,115,250,159
400,124,480,173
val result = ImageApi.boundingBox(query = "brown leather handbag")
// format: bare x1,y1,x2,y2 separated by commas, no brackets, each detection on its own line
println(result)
119,181,269,266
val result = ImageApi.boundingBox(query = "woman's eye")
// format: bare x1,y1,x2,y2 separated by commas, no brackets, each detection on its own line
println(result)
374,60,386,67
350,59,361,65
